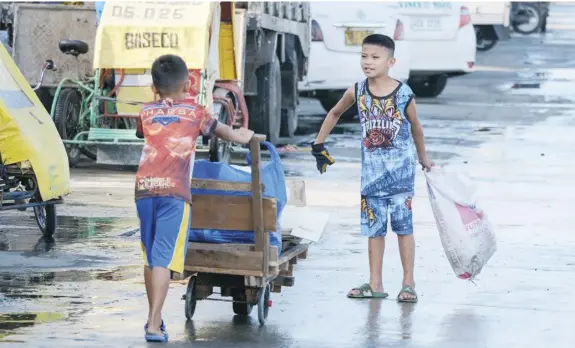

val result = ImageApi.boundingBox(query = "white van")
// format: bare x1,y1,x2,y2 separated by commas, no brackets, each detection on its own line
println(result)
298,2,411,119
392,2,477,98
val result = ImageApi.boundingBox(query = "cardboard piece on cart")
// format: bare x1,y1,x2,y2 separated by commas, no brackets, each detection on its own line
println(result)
280,206,328,243
280,179,327,243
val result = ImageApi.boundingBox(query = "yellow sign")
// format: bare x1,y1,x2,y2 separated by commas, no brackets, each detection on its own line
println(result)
345,29,374,46
94,1,215,70
0,44,70,201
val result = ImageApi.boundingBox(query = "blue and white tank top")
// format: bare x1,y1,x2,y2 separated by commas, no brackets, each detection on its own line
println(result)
355,79,417,197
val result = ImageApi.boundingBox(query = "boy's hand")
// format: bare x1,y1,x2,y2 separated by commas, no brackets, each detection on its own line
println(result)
215,123,254,144
419,156,435,172
311,142,335,174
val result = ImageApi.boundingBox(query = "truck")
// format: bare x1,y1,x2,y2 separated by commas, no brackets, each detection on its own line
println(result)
466,2,511,52
1,2,311,166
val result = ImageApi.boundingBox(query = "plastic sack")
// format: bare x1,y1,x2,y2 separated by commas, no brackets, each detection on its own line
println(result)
424,168,496,280
189,141,287,256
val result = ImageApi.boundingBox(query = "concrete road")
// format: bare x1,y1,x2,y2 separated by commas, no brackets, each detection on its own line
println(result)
2,4,575,347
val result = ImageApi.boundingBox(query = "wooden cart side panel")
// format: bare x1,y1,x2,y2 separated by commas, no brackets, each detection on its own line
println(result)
191,178,264,192
191,194,277,232
184,243,279,276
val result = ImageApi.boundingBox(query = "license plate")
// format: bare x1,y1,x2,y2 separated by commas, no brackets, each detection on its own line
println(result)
410,18,442,31
344,29,374,46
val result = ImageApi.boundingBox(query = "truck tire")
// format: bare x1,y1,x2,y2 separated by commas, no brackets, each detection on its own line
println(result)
54,88,82,167
511,3,542,35
249,58,282,144
280,49,299,138
318,92,357,121
475,26,498,52
408,74,448,98
209,102,231,163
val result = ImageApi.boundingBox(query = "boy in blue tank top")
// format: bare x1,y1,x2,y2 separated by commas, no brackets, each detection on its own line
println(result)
311,34,434,303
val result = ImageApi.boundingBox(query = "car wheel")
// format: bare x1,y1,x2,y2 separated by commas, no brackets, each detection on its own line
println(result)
408,74,448,98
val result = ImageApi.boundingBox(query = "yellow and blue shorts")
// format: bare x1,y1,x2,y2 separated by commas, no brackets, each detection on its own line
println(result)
136,197,191,274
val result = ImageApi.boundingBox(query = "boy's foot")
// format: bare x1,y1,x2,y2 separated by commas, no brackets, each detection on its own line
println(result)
145,330,168,343
347,283,388,299
144,320,168,342
397,284,418,303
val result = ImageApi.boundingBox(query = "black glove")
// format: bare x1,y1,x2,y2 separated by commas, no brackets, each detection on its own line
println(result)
311,142,335,174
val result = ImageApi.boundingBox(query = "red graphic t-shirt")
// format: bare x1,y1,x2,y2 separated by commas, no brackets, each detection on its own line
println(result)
134,97,217,203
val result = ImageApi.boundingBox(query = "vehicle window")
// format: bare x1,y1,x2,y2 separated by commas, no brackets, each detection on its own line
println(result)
0,57,34,109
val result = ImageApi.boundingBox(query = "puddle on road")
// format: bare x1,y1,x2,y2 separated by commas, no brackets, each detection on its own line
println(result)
0,312,66,342
0,215,138,253
0,215,142,342
0,265,142,342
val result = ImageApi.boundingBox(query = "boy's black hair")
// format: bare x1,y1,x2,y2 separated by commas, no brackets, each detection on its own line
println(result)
151,54,189,96
362,34,395,57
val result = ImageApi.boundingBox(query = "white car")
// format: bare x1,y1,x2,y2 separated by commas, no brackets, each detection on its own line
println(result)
298,2,412,119
393,1,477,97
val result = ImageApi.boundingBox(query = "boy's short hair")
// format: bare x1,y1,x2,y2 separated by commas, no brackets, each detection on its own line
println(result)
362,34,395,57
151,54,189,96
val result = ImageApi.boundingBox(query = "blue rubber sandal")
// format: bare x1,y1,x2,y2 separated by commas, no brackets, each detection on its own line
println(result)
145,330,168,343
144,320,169,342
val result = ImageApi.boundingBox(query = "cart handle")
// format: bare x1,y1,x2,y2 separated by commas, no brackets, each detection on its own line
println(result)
250,134,266,144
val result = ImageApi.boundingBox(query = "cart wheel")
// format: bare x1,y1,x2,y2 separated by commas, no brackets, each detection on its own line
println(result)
33,203,57,238
184,276,197,320
257,283,271,325
232,293,254,316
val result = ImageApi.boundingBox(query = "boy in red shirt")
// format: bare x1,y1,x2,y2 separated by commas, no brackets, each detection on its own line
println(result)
135,54,253,342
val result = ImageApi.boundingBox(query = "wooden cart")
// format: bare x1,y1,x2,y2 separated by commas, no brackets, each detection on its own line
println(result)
173,134,310,325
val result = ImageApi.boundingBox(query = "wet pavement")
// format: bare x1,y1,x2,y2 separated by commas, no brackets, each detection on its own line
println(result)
2,4,575,347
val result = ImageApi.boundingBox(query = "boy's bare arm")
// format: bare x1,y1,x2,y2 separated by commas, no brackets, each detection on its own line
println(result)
405,99,435,171
314,86,355,144
213,122,254,144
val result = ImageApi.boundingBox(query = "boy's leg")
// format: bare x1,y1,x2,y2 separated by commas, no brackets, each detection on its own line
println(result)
390,195,417,302
147,197,191,334
348,196,389,298
136,198,155,312
368,235,386,293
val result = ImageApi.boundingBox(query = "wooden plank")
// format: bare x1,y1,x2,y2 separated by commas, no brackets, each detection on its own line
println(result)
277,243,309,266
191,194,277,231
186,248,263,272
186,243,278,262
183,265,263,277
249,135,269,278
273,275,294,287
185,243,279,273
191,178,264,192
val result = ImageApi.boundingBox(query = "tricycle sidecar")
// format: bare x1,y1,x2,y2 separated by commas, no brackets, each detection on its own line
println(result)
0,40,70,237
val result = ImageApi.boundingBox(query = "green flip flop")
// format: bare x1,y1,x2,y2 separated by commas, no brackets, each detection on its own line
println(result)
347,283,389,299
397,285,418,303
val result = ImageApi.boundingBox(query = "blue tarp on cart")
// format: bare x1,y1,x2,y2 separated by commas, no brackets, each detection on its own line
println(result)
189,141,287,255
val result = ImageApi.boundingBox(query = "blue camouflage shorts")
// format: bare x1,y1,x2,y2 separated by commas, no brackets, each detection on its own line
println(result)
360,194,414,238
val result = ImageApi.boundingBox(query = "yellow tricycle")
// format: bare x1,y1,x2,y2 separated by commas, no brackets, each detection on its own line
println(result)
0,41,70,238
